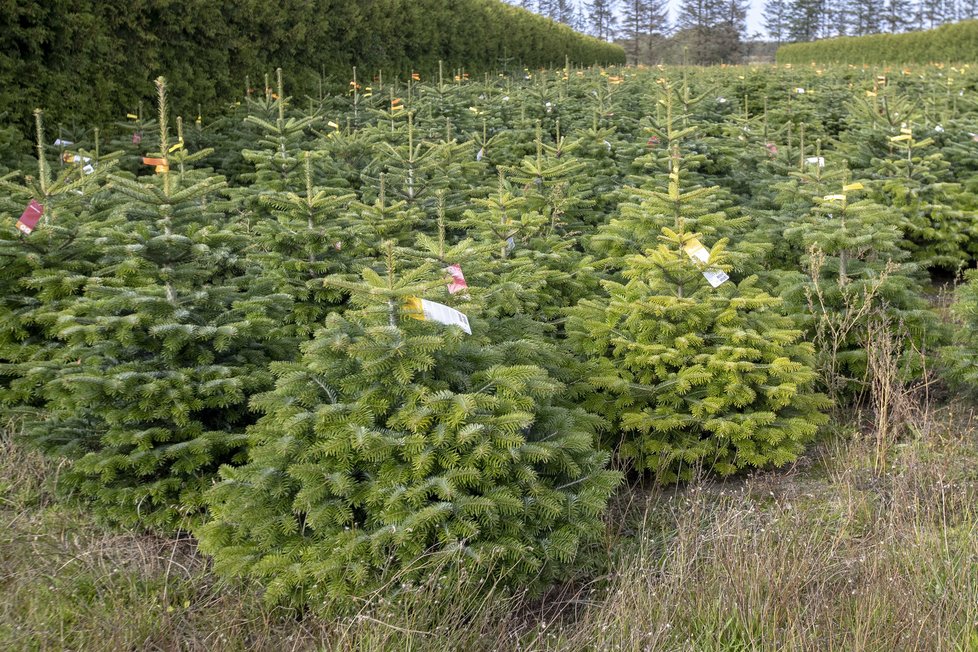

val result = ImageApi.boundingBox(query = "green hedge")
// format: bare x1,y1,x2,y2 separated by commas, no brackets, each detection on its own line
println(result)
0,0,623,129
776,20,978,65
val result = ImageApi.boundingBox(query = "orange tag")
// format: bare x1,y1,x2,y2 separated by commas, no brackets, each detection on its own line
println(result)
142,157,166,166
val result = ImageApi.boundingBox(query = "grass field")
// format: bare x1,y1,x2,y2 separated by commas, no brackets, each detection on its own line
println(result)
4,392,977,650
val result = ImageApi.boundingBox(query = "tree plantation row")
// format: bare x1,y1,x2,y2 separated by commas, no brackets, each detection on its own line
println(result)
2,63,978,609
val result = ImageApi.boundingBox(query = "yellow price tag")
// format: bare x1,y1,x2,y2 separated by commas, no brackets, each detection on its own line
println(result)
126,113,138,120
843,182,864,192
168,141,183,153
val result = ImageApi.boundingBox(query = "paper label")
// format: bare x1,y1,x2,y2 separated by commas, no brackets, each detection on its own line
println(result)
16,199,43,234
702,269,729,288
404,297,471,334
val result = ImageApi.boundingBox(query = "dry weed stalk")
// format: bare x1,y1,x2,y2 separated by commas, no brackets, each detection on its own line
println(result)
803,245,898,402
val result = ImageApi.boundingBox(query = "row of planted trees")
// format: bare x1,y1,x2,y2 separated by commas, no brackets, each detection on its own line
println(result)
3,64,978,609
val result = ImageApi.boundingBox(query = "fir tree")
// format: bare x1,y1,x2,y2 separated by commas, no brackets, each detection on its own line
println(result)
568,155,829,480
764,0,790,42
780,178,943,397
941,268,978,392
198,246,620,607
18,79,294,529
586,0,619,40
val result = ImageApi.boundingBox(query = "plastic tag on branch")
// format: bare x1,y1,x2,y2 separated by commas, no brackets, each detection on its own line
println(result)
132,132,142,144
765,142,778,156
824,194,846,201
168,141,184,153
53,139,73,147
795,88,806,94
805,156,825,167
142,157,169,174
62,152,94,174
476,148,484,162
127,113,138,120
506,236,516,252
16,199,43,235
404,297,471,334
445,264,468,295
843,182,864,192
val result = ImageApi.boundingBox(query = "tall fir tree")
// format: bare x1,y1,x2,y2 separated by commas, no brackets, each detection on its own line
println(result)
764,0,791,42
587,0,619,40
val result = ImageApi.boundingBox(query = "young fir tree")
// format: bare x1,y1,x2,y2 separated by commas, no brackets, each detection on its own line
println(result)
941,269,978,392
19,79,294,530
0,110,118,413
593,145,766,278
253,151,360,337
197,245,620,608
780,179,943,397
239,69,320,194
501,121,598,231
567,154,829,481
871,125,974,270
462,171,600,323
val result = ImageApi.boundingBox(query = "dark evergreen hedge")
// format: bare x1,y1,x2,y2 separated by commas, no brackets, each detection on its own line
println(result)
0,0,624,129
776,20,978,65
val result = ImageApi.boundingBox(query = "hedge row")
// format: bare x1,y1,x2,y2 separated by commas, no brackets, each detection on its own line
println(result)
0,0,624,130
776,20,978,65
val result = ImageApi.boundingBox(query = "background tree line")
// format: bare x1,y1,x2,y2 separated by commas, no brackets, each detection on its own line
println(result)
0,0,623,133
510,0,978,64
